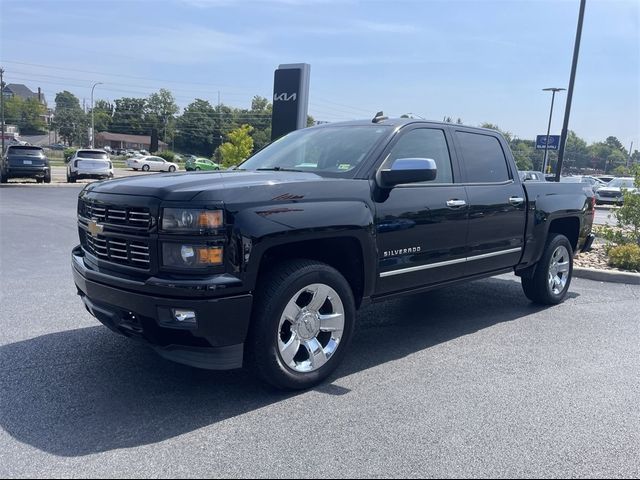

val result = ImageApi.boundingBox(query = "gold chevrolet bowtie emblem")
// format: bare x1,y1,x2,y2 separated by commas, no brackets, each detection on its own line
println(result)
87,220,104,236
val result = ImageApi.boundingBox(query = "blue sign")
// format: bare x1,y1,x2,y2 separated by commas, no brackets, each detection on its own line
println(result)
536,135,561,150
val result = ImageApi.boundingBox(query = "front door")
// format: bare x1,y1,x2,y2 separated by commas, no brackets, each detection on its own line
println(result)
375,127,469,295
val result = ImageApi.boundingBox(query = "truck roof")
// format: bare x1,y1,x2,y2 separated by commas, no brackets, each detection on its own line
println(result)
312,118,503,136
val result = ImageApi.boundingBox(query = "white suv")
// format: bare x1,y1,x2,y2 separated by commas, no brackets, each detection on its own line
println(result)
67,149,114,183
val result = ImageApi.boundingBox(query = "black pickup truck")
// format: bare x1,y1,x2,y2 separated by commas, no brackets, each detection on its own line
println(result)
72,119,595,390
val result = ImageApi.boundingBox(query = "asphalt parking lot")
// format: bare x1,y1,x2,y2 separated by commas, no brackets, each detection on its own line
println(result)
0,185,638,478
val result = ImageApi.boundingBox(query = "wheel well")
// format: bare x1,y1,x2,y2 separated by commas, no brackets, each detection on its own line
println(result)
548,217,580,252
258,237,365,307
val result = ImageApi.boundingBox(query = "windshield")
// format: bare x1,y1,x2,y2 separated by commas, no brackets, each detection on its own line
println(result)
239,126,391,176
7,146,44,157
77,151,108,160
609,178,635,188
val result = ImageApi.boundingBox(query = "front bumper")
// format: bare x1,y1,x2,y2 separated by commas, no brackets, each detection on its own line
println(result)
72,246,253,370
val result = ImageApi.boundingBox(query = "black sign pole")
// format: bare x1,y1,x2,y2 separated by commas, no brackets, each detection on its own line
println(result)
271,64,310,141
555,0,586,181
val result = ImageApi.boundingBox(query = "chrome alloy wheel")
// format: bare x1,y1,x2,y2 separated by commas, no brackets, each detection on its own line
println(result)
277,283,345,373
548,245,571,295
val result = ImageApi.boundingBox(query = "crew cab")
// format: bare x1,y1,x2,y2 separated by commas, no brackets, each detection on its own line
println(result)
1,145,51,183
72,119,595,390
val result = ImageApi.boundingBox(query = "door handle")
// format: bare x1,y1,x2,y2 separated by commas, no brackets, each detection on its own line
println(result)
509,196,525,206
446,199,467,208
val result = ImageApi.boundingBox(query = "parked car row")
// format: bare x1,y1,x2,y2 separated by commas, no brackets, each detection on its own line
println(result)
518,170,638,205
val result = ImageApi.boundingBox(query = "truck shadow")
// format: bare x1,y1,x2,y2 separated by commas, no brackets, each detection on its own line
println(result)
0,276,577,457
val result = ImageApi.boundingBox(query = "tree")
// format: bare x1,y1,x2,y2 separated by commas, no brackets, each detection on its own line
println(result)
479,123,512,142
605,136,625,152
175,99,217,155
111,97,147,135
90,99,113,133
53,91,86,146
511,142,534,170
146,89,179,142
3,96,47,135
219,124,254,168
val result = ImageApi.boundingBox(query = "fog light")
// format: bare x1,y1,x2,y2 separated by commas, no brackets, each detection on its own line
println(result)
172,309,196,324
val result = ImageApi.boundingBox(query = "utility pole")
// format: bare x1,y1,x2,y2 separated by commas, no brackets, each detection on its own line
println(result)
628,141,634,168
1,67,5,155
555,0,586,181
90,82,103,148
541,88,565,174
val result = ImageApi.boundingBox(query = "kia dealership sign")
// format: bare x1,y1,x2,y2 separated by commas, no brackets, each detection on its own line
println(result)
271,64,311,141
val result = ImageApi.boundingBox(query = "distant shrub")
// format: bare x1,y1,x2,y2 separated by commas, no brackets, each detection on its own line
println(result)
63,148,77,163
607,244,640,272
158,150,176,162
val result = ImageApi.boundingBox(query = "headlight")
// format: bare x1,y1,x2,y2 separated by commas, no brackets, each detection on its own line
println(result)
161,208,223,233
162,243,223,267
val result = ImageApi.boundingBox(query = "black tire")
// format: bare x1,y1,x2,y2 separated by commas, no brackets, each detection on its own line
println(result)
44,171,51,184
133,168,139,171
522,234,573,305
142,165,150,172
67,173,76,183
0,171,7,183
195,167,201,171
247,259,356,390
168,166,176,173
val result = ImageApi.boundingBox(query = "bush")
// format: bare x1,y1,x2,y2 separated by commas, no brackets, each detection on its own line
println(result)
607,244,640,272
63,147,77,163
157,150,176,162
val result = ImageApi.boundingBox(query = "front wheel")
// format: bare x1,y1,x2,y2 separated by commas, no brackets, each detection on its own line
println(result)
142,165,150,172
247,259,356,390
522,234,573,305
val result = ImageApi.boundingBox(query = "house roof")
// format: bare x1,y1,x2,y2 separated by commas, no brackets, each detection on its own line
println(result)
6,83,38,99
5,84,46,104
97,131,168,146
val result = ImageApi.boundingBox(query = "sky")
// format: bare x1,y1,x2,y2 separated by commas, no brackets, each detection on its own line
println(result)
1,0,638,148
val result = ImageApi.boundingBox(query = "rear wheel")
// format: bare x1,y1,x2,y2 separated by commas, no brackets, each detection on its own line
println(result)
0,171,7,183
67,172,76,183
247,259,356,390
142,165,150,172
44,170,51,184
522,234,573,305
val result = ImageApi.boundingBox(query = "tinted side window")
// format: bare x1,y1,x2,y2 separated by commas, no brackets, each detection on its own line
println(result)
385,128,453,183
456,131,510,183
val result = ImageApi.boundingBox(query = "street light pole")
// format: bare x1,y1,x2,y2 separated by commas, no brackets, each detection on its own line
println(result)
555,0,586,181
1,67,5,155
541,87,565,174
90,82,103,148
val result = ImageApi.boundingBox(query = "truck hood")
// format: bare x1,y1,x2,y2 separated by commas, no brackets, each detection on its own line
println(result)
84,170,339,202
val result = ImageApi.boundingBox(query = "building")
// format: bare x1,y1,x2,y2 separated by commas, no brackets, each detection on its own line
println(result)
3,84,47,106
95,132,168,151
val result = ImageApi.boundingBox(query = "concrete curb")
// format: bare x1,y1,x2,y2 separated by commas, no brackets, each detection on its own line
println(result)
573,267,640,285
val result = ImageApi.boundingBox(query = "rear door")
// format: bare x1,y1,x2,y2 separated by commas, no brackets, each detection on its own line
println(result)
374,126,469,295
453,129,526,275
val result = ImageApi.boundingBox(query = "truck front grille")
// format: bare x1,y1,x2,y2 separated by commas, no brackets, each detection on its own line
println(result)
83,232,150,269
82,201,151,228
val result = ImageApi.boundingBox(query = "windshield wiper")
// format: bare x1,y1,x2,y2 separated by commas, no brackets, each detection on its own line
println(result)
256,167,304,172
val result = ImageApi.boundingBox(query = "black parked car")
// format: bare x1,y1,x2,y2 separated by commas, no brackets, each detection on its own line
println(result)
1,145,51,183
